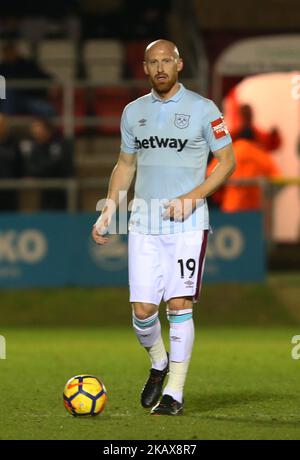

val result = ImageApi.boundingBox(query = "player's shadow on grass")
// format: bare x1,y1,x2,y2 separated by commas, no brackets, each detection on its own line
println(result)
190,390,272,412
189,391,300,424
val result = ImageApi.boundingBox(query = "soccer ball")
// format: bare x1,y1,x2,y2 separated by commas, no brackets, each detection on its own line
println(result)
63,374,107,417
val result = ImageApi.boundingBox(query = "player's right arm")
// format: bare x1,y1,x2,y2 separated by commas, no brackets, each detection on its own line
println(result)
92,151,136,245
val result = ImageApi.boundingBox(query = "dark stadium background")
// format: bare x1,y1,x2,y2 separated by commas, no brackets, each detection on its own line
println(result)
0,0,299,441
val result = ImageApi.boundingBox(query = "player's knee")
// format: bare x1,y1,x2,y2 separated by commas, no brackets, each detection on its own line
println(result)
167,296,193,311
132,302,158,320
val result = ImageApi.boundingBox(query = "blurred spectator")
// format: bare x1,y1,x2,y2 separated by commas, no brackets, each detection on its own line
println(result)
0,113,21,210
80,0,123,38
0,41,56,117
0,17,21,38
208,138,281,212
20,118,73,210
121,0,170,38
231,104,281,152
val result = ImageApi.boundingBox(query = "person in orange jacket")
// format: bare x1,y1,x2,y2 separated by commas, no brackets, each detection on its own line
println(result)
208,136,281,212
231,104,281,152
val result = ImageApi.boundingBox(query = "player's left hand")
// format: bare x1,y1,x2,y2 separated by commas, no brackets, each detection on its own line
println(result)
162,196,194,222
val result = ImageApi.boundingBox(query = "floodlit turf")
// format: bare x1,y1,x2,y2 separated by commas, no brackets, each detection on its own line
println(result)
0,273,299,440
1,273,300,327
0,326,299,440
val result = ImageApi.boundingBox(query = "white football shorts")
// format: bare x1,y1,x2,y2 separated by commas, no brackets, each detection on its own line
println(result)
128,229,209,305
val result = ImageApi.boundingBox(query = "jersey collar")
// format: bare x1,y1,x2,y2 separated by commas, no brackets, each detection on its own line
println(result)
151,83,185,103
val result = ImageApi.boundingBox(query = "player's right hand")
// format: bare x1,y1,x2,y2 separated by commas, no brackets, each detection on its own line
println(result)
92,209,111,245
92,225,109,245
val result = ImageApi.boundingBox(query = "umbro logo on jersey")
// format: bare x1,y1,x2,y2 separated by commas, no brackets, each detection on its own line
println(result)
134,136,188,152
138,118,147,126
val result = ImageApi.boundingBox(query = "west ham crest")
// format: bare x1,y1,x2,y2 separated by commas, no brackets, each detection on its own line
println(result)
174,113,190,129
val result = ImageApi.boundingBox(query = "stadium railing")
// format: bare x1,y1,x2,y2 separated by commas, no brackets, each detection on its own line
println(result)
1,178,299,250
3,79,202,137
0,178,108,212
1,79,299,248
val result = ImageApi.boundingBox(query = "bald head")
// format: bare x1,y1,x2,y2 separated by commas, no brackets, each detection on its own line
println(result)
144,39,180,62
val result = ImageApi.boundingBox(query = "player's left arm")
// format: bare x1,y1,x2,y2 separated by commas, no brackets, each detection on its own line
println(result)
163,143,235,221
163,100,236,221
191,143,236,199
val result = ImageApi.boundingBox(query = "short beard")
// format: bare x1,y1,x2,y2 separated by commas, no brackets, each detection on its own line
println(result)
149,73,178,96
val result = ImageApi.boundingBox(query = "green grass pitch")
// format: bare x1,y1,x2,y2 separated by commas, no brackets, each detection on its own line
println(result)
0,273,299,440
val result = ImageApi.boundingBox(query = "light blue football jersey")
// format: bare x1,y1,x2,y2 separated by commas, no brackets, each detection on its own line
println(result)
120,83,232,234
